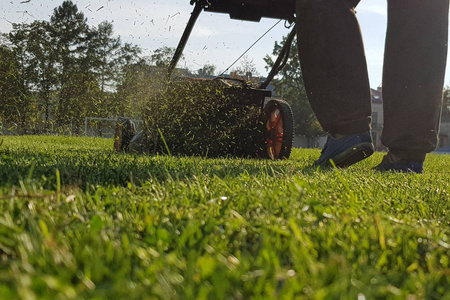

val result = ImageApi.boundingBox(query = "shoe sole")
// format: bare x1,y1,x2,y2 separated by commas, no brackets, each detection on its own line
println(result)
320,142,374,168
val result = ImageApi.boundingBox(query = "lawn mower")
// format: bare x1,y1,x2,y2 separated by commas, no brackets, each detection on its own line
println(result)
114,0,297,159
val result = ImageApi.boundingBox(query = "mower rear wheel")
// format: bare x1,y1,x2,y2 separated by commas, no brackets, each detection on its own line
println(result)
114,118,136,152
263,99,294,159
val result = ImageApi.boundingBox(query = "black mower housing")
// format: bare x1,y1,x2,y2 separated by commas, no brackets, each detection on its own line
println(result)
190,0,296,22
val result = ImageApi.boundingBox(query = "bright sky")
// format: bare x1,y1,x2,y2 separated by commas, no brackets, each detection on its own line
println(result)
0,0,448,88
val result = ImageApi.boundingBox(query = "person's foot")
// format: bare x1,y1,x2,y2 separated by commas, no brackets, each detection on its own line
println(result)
373,152,424,173
314,131,374,167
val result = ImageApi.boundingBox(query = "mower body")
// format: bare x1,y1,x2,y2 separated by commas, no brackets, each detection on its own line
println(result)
191,0,296,22
115,1,296,159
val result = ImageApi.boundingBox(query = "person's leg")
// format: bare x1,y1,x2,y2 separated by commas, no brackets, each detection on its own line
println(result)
296,0,373,167
296,0,372,135
381,0,449,162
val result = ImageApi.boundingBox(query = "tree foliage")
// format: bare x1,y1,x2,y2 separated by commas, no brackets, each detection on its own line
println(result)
1,0,144,134
197,64,216,76
150,46,178,67
231,55,259,83
443,86,450,117
0,44,34,132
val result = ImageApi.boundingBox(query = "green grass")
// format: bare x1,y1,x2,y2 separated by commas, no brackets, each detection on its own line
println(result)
0,135,449,299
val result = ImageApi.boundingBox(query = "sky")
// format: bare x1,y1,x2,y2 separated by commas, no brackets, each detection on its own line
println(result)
0,0,447,89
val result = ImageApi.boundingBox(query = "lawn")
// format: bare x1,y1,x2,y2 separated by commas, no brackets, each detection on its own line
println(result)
0,135,449,299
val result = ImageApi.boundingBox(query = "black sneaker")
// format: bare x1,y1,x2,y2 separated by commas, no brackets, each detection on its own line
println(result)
315,131,374,167
373,153,424,173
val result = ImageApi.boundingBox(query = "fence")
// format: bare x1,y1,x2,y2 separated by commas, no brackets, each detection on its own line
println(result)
84,117,143,138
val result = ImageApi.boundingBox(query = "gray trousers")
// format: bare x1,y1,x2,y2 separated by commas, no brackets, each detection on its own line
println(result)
296,0,449,160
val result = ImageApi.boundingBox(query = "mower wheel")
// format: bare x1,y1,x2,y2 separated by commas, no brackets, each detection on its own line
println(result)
114,117,137,152
128,131,147,154
263,99,294,159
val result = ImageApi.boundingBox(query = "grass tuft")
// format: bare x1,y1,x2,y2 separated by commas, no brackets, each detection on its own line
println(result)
0,135,449,299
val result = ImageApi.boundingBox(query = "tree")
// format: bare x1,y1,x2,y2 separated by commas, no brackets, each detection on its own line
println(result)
83,21,143,122
2,28,38,133
150,46,178,67
114,42,142,85
443,86,450,117
197,64,216,76
3,0,144,133
264,36,322,140
87,21,121,92
231,55,259,83
24,21,58,129
8,21,58,131
116,60,160,119
49,0,90,130
0,45,24,126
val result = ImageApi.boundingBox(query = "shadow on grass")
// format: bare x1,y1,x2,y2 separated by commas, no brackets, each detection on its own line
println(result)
0,147,317,190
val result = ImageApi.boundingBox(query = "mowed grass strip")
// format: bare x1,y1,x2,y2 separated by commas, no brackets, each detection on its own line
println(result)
0,135,449,299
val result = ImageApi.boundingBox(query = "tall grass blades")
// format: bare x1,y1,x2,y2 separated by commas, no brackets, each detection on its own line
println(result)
0,135,449,299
